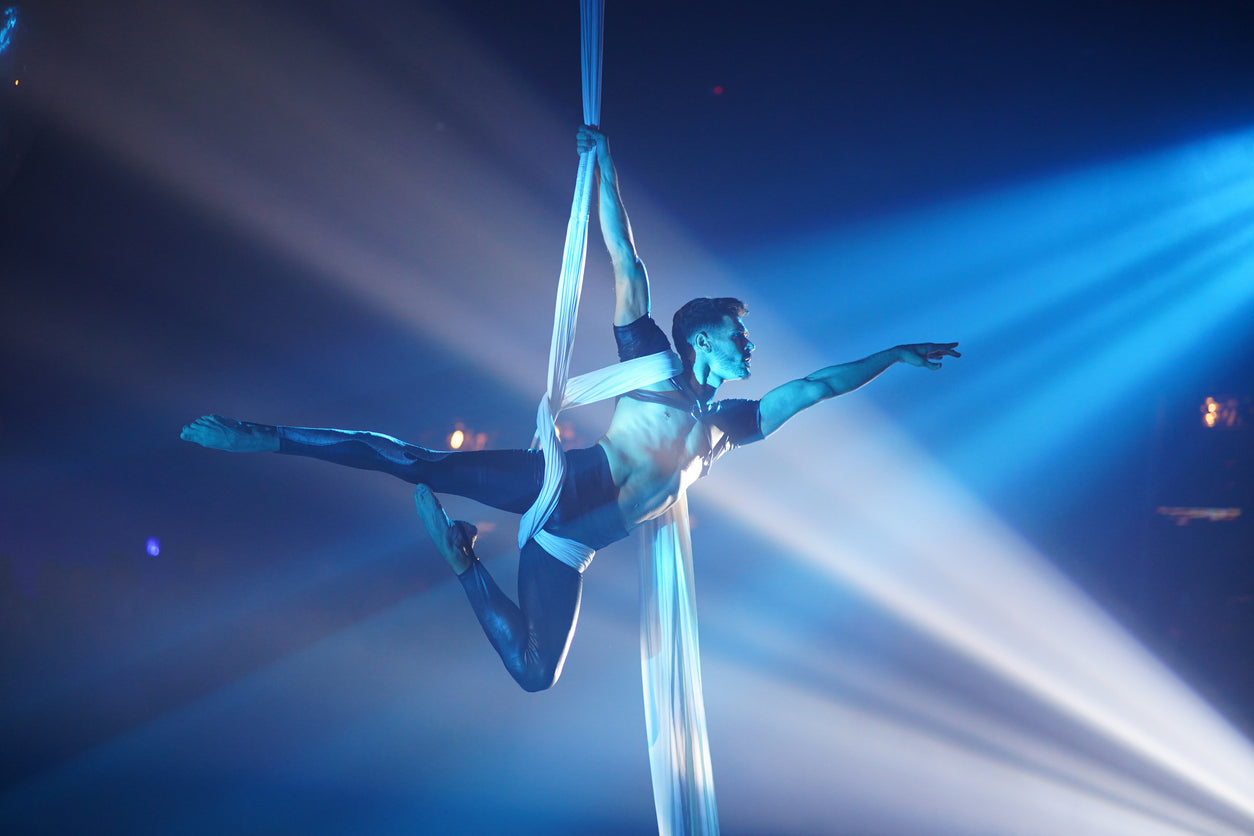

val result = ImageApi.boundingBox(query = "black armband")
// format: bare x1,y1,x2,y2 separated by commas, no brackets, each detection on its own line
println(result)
613,314,673,362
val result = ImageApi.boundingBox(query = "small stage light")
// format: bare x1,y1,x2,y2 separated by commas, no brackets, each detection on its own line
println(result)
1202,396,1242,428
1156,507,1243,526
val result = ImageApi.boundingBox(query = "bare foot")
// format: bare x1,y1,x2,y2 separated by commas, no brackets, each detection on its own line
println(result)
180,415,279,452
413,485,478,575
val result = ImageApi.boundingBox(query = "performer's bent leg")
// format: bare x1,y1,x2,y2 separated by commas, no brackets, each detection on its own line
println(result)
182,415,543,514
415,485,581,692
458,540,582,692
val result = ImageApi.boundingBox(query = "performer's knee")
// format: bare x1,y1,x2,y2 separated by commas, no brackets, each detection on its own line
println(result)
513,657,563,693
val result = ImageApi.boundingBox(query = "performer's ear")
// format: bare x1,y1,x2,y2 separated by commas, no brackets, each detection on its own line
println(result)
694,331,710,353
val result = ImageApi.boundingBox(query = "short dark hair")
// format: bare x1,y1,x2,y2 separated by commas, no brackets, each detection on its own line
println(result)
672,297,748,362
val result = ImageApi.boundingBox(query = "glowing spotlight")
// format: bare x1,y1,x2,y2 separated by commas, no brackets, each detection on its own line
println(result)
1202,396,1242,428
712,85,724,96
146,537,161,557
448,428,465,449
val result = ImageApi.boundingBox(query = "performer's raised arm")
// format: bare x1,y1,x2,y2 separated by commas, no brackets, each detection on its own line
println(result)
578,125,649,326
757,343,961,437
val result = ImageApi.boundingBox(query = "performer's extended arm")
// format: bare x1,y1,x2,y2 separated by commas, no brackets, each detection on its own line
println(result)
579,125,649,326
758,343,960,437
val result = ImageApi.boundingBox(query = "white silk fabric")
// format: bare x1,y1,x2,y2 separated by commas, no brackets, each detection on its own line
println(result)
515,0,606,557
517,1,721,832
641,495,722,835
527,350,681,572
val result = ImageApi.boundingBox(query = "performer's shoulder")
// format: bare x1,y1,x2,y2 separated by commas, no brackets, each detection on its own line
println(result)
706,398,764,447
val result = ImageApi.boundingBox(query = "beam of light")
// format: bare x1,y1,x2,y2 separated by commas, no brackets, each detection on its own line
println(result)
732,125,1254,503
692,613,1246,835
697,423,1254,832
735,129,1254,345
687,131,1254,818
28,0,731,427
0,7,17,56
705,660,1250,835
667,127,1254,831
30,1,604,402
946,236,1254,495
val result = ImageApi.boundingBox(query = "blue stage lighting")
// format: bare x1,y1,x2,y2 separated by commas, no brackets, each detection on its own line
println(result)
0,8,17,57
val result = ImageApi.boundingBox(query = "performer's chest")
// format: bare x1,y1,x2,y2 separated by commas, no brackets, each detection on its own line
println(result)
608,398,725,476
646,405,722,474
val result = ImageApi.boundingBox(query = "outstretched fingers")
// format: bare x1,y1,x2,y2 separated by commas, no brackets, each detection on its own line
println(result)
925,342,961,367
901,342,961,369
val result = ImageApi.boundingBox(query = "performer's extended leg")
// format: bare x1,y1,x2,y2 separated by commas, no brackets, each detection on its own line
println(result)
183,415,601,691
414,486,580,692
181,415,543,513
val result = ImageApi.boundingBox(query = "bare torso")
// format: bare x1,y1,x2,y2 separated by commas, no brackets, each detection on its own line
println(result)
597,390,726,528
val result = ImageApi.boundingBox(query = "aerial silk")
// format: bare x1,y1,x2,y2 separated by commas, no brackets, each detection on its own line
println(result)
640,495,721,835
514,1,721,832
527,350,681,572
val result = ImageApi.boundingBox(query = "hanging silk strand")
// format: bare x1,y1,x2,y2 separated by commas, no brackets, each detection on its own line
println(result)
516,0,603,552
642,497,721,836
581,0,603,126
516,146,597,550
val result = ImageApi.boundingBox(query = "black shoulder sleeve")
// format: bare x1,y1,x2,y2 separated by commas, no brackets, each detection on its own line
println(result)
705,398,764,447
613,315,673,362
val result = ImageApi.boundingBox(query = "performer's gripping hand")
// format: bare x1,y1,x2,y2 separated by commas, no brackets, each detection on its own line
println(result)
897,343,961,370
577,124,607,156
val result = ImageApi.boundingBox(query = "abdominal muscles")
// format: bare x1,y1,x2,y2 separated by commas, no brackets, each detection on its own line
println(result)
601,399,712,528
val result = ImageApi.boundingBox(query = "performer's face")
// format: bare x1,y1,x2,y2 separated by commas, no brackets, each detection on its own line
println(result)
705,315,754,380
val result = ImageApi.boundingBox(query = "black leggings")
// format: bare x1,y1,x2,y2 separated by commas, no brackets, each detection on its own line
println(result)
272,425,624,691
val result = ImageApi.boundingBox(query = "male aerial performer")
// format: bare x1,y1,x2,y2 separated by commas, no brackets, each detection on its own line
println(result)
182,126,960,692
